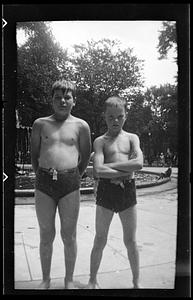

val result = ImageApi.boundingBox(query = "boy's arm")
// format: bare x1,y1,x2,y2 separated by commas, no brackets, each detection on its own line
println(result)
94,138,131,179
78,121,92,177
30,119,41,173
106,134,143,172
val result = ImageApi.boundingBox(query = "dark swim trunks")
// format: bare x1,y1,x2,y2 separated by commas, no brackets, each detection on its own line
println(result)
35,167,80,204
96,178,137,213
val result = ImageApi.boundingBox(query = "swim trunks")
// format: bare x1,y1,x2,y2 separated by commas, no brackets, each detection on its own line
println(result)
35,167,80,204
96,178,136,213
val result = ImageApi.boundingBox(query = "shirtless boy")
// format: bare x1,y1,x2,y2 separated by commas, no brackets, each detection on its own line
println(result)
31,80,91,289
87,96,143,289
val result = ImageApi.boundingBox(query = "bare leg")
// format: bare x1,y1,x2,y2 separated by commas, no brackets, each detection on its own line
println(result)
119,205,140,288
58,190,80,289
35,190,57,289
87,205,114,289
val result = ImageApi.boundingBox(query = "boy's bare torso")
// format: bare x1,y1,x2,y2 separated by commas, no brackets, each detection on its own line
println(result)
102,130,134,179
38,115,81,170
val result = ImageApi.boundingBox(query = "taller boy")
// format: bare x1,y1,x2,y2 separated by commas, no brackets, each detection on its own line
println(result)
31,80,91,289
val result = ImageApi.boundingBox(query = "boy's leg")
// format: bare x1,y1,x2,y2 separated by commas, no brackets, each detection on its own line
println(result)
87,205,114,289
58,190,80,289
119,205,140,288
35,190,57,289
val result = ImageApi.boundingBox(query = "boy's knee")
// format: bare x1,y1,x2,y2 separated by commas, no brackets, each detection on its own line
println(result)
124,238,137,249
94,234,107,249
61,230,76,247
40,228,55,244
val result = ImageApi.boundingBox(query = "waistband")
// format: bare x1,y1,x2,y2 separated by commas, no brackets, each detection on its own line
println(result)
38,167,78,175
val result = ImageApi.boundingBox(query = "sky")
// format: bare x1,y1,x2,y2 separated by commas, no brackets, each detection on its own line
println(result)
50,21,177,88
17,20,178,88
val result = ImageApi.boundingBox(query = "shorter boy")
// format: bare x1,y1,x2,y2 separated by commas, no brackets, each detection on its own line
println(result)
87,96,143,289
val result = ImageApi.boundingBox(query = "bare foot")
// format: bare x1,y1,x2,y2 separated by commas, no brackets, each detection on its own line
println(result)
73,281,87,289
65,281,78,289
85,281,100,289
133,283,142,289
38,279,50,289
132,279,141,289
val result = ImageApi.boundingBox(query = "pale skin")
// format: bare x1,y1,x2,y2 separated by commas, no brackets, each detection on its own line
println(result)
31,89,91,289
87,104,143,289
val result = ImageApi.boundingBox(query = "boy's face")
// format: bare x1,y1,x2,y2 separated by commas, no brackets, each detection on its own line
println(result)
104,105,127,134
52,89,75,116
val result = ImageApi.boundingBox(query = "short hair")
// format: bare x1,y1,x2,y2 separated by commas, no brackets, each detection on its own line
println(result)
51,80,76,98
103,96,127,112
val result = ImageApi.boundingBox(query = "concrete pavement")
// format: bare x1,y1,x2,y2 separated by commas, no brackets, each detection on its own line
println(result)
14,167,178,290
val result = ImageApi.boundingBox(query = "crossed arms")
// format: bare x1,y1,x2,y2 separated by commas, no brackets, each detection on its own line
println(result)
93,134,143,179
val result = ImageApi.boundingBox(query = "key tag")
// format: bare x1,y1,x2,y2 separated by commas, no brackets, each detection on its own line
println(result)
120,182,124,189
53,169,58,181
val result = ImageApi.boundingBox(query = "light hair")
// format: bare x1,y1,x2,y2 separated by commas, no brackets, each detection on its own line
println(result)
104,96,127,112
51,80,76,98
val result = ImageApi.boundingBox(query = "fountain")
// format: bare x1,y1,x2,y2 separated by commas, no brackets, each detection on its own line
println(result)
15,165,171,198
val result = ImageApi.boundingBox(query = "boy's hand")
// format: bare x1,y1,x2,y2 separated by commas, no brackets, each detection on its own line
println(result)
111,178,124,188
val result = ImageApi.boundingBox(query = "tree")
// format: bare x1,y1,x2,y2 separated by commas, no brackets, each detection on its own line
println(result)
61,39,144,139
157,21,177,60
143,84,178,154
17,22,68,126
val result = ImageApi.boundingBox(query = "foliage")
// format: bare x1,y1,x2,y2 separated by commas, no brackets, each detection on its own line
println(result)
143,84,178,154
61,39,144,138
157,21,177,60
125,90,151,135
16,22,178,160
17,21,68,126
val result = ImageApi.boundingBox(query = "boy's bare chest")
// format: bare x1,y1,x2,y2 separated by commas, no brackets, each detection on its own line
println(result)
42,122,79,146
104,136,131,156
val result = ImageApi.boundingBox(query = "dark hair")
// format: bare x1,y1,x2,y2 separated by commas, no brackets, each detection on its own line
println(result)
51,80,76,98
103,96,127,112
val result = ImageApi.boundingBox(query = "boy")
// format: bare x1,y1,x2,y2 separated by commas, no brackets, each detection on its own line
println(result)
87,96,143,289
31,80,91,289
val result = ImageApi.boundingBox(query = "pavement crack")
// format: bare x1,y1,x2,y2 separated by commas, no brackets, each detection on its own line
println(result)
73,261,176,278
149,225,177,236
140,261,176,269
106,243,128,260
21,233,33,281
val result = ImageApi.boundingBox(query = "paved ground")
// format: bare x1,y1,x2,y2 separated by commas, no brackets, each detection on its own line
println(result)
14,167,178,291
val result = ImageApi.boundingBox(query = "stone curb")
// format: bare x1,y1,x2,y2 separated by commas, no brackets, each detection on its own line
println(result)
15,173,171,198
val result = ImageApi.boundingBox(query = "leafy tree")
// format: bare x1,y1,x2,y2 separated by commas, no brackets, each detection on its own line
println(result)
61,39,144,139
157,21,177,60
17,21,68,126
16,22,178,165
143,84,178,154
125,90,150,135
